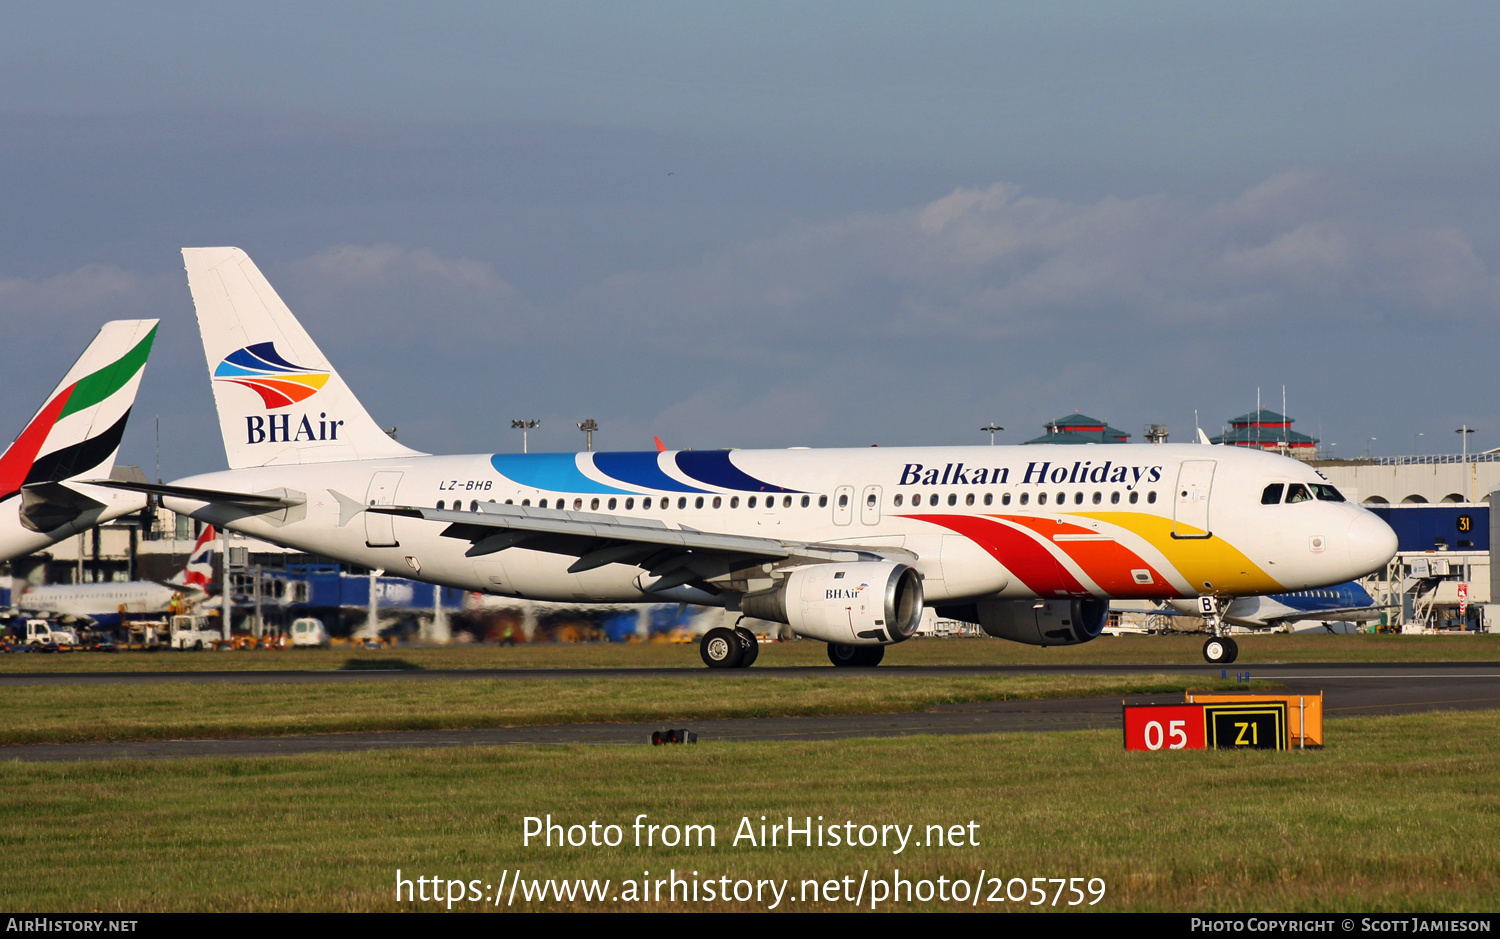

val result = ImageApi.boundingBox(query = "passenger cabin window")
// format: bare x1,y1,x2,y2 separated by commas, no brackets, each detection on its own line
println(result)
729,496,738,508
1038,493,1048,505
539,499,548,509
1146,492,1157,504
838,494,849,508
643,497,653,509
784,496,793,508
1075,492,1084,505
625,498,635,510
1128,492,1138,504
801,496,810,508
1312,484,1345,502
608,498,618,510
867,493,878,507
713,496,722,509
966,493,975,506
436,500,445,510
1019,493,1028,505
1262,484,1284,505
819,495,828,508
695,497,705,509
748,496,757,509
1110,492,1120,504
1092,492,1102,504
678,497,687,509
591,498,601,510
1285,483,1313,504
894,494,904,507
947,494,957,506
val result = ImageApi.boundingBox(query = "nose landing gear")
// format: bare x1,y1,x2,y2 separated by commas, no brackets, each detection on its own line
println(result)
1197,595,1239,664
1202,635,1238,665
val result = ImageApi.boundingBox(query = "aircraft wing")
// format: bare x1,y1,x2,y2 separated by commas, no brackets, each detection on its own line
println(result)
367,500,900,595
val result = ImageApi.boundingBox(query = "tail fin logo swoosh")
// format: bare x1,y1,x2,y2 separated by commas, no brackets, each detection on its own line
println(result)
213,342,330,409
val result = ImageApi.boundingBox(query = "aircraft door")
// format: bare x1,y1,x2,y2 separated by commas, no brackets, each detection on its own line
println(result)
860,485,882,525
365,471,404,547
1172,460,1215,538
833,485,854,526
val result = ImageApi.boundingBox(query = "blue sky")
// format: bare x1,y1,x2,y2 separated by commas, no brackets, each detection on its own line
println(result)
2,2,1498,474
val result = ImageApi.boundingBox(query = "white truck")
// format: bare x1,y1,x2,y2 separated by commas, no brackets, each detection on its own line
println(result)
289,617,329,647
169,613,226,650
22,619,79,647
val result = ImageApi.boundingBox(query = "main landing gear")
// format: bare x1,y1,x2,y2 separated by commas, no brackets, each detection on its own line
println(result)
699,625,760,669
827,643,884,667
1196,595,1239,664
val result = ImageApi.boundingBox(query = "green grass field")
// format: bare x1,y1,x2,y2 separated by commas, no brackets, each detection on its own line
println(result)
2,632,1496,673
2,711,1496,912
0,672,1274,745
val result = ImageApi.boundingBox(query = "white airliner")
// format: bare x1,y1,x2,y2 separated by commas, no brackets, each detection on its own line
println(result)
0,319,159,563
18,525,214,627
98,248,1397,667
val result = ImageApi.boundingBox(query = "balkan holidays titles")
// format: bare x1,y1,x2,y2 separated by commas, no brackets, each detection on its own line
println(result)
897,460,1163,490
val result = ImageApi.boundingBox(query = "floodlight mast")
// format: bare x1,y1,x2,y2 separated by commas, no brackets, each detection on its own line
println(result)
577,419,598,452
1457,425,1476,500
511,419,540,453
980,422,1003,446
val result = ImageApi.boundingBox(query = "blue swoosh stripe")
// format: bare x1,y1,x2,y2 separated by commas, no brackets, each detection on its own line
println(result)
489,454,633,494
592,452,707,492
674,450,800,493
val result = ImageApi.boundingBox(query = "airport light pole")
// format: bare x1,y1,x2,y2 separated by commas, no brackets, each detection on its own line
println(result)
511,419,540,453
1365,437,1377,460
1414,432,1424,455
980,422,1003,446
1457,425,1475,501
577,418,598,452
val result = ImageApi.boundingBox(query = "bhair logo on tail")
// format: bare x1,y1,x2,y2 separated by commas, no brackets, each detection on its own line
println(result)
184,247,425,469
213,343,329,409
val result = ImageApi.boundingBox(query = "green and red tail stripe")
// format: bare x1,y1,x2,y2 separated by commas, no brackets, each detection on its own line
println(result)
0,323,157,502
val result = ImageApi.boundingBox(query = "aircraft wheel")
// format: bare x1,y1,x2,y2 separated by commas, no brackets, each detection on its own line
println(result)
1222,636,1239,664
733,627,759,667
862,645,885,667
1203,637,1232,665
700,627,744,669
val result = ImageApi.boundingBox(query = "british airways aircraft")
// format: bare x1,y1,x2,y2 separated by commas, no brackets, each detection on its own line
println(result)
18,525,214,627
99,248,1397,667
0,319,158,562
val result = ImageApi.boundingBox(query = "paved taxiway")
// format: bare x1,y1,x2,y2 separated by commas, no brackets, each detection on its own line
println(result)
3,662,1497,762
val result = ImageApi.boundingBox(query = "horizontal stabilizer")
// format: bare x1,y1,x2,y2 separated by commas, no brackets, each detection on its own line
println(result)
82,479,304,509
18,482,107,533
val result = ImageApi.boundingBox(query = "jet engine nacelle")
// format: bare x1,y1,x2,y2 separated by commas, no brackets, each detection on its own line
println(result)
741,561,924,646
942,597,1107,646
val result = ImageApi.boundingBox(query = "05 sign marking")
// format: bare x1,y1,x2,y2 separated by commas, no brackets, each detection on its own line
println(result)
1122,704,1206,751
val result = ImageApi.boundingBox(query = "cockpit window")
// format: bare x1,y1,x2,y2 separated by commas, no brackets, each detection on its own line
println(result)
1261,484,1284,505
1312,484,1345,502
1285,483,1313,504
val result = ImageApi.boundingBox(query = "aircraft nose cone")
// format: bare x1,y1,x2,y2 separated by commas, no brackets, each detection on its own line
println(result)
1347,511,1398,576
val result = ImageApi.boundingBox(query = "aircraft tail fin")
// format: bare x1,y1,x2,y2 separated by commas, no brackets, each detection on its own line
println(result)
182,247,426,469
169,524,216,590
0,319,158,503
